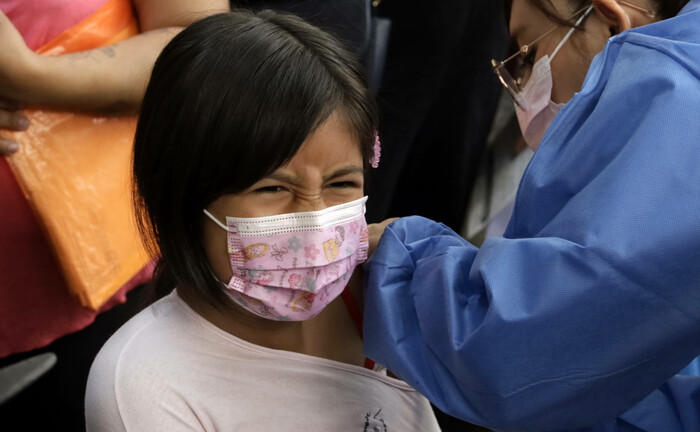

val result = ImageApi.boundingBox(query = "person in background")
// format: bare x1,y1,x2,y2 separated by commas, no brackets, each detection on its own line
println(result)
363,0,700,430
86,10,440,431
365,0,508,233
0,0,227,429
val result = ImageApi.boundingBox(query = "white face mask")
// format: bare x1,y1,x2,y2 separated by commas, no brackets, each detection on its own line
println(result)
515,6,593,151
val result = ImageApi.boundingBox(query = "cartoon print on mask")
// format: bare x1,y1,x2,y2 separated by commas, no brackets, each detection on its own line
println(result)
253,299,277,318
302,277,316,292
247,267,273,284
288,290,317,312
288,273,303,288
270,244,289,261
322,225,346,263
322,239,338,263
287,236,302,252
242,243,269,261
304,243,320,261
327,263,341,281
359,226,369,245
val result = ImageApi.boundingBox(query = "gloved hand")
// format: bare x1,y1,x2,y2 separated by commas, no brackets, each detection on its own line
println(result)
367,217,399,257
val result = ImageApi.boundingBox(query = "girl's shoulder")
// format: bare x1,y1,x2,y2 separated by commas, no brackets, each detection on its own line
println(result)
85,290,209,430
85,290,441,432
88,290,237,379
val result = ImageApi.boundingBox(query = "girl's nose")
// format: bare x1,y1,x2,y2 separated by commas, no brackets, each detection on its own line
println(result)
291,196,327,213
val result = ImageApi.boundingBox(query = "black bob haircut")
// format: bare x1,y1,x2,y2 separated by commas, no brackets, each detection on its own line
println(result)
132,10,379,307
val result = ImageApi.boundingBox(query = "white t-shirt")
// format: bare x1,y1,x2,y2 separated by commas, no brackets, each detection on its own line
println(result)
86,291,441,431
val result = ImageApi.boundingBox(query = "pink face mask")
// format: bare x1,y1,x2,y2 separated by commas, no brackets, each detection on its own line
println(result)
515,5,593,151
203,197,369,321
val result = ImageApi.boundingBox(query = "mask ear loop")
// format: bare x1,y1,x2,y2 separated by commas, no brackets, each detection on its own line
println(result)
203,209,231,232
550,5,594,61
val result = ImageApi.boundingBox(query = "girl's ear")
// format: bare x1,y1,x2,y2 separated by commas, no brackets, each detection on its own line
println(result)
592,0,632,34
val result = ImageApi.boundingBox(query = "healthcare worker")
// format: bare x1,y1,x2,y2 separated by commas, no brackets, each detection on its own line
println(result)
363,0,700,430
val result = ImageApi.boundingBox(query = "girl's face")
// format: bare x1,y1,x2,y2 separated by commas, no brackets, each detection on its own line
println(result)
509,0,657,104
203,111,365,284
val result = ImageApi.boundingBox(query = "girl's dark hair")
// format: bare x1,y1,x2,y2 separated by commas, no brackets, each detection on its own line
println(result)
132,10,379,308
505,0,690,26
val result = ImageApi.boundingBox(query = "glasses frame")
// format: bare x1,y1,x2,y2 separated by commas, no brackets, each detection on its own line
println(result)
492,1,656,108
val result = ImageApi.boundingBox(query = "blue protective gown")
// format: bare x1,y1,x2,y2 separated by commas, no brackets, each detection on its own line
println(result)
363,2,700,431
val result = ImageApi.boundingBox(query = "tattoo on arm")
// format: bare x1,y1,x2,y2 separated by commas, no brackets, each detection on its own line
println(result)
100,46,116,58
66,45,117,67
67,50,94,66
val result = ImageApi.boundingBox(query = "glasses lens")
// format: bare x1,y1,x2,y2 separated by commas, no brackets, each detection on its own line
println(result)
492,60,525,108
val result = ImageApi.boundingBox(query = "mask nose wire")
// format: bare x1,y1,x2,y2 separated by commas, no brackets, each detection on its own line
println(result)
550,5,594,61
203,209,231,232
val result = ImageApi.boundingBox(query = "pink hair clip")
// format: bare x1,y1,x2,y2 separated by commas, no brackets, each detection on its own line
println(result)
371,130,381,168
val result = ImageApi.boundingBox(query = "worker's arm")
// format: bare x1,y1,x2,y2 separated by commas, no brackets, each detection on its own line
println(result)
365,216,700,431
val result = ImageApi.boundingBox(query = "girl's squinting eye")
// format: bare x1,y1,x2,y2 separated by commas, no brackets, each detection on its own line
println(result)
254,185,285,194
329,181,360,189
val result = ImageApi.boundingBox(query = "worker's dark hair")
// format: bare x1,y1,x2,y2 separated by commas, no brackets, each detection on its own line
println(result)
132,10,378,308
505,0,690,26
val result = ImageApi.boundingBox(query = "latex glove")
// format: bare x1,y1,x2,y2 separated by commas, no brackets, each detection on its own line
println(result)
367,217,399,258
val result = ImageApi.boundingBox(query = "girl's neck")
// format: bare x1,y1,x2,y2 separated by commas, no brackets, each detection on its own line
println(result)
178,271,365,366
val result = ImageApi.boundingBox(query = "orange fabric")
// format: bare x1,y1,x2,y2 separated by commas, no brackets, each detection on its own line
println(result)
37,0,138,56
5,0,148,311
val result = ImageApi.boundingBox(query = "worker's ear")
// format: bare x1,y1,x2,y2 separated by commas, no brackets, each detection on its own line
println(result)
592,0,631,35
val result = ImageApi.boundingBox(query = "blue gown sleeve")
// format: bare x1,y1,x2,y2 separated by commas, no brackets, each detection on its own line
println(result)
364,217,700,431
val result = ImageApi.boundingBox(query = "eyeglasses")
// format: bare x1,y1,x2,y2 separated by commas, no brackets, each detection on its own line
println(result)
617,0,657,17
491,1,655,108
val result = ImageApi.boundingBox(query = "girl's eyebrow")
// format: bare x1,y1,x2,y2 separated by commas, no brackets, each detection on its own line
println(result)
323,166,364,182
265,172,301,185
262,165,363,185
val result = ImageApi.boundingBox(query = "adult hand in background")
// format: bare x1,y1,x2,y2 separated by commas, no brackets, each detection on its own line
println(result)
0,9,37,102
367,217,399,258
0,100,29,155
0,10,33,155
0,0,229,155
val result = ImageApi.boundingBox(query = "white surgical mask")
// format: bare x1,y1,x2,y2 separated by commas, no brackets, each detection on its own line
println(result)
515,6,593,151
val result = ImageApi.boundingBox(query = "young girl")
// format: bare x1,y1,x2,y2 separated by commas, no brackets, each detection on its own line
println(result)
85,10,440,431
